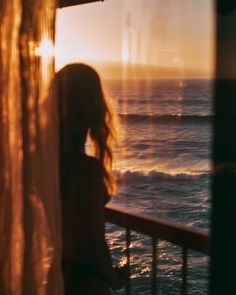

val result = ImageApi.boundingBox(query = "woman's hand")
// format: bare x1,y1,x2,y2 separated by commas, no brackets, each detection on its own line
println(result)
111,264,130,290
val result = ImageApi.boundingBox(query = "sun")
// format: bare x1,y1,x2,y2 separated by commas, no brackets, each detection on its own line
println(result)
35,36,54,58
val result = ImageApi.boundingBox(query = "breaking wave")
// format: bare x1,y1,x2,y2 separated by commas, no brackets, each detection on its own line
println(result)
115,169,209,184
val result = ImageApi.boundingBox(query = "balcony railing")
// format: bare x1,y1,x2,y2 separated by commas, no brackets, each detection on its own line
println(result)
105,203,210,295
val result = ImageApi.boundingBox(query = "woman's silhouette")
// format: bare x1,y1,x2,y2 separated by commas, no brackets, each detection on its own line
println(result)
57,63,128,294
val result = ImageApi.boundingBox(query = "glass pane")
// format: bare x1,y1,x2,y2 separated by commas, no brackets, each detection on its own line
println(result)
56,0,214,293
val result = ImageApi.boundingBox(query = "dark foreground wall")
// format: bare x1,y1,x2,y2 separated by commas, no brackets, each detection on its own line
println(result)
211,1,236,294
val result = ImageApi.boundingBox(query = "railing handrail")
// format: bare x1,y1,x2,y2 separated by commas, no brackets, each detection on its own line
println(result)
105,203,210,255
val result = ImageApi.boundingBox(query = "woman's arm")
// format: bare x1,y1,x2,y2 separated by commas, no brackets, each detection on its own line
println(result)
85,159,123,289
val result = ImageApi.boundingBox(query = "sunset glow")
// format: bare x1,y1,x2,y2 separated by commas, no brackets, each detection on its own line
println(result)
55,0,214,78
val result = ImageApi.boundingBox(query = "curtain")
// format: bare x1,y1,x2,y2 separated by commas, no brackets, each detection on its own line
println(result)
0,1,63,295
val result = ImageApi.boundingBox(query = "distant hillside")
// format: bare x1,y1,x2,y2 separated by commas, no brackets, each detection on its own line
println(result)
80,60,212,80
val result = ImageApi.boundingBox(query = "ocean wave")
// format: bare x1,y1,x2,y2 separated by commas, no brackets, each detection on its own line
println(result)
118,98,153,104
118,97,210,105
115,169,209,184
119,113,212,123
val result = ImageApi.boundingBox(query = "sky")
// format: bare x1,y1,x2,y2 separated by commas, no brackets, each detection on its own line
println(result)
55,0,214,78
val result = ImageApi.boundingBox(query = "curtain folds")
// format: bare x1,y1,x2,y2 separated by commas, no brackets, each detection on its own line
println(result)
0,1,62,295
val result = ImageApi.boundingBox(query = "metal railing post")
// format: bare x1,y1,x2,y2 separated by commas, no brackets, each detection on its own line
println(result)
181,247,188,295
151,238,157,295
126,228,131,295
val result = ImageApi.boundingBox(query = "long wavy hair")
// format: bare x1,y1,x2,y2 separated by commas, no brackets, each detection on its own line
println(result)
57,63,116,195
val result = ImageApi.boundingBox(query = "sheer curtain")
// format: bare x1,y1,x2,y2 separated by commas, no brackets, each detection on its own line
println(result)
0,1,62,295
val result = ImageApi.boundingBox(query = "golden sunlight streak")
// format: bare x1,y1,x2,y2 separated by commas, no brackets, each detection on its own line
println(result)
35,36,55,130
35,36,54,85
122,39,130,64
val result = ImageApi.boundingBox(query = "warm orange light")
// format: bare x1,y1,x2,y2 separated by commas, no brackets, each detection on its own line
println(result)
55,1,214,77
35,37,54,58
35,36,54,131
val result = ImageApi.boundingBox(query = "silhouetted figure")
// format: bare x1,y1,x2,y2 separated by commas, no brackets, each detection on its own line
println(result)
57,63,128,294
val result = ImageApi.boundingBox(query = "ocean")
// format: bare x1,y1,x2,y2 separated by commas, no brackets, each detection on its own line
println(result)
103,79,212,294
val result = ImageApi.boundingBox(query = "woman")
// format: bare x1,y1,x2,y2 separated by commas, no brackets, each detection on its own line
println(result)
57,63,128,294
